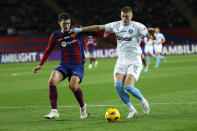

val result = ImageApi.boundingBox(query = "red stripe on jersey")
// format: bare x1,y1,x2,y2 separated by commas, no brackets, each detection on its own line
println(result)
39,32,56,66
73,40,81,63
63,47,69,62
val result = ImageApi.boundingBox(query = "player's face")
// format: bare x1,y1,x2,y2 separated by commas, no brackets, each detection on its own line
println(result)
155,28,160,33
121,12,132,25
58,19,71,32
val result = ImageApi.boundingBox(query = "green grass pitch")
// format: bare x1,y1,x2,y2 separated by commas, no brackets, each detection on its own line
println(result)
0,55,197,131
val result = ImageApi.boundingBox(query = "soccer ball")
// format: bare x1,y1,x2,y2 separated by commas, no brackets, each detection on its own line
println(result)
105,108,120,122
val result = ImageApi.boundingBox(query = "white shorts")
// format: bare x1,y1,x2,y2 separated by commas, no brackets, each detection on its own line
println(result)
145,45,153,55
114,61,142,81
154,44,162,53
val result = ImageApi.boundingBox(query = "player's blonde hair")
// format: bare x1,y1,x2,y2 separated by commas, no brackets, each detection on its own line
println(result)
121,6,132,13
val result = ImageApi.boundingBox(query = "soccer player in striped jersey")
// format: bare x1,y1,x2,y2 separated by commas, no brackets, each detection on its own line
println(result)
84,36,98,69
33,13,92,119
72,6,155,118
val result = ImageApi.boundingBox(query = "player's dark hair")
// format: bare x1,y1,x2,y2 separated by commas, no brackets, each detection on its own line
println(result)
121,6,132,13
58,12,70,21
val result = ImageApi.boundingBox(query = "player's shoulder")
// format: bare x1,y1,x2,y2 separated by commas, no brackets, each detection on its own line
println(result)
158,32,164,37
53,30,61,34
159,32,164,35
106,20,121,26
50,30,61,37
132,21,146,28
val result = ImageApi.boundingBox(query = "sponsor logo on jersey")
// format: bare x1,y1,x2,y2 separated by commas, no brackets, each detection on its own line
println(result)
61,40,77,47
117,36,132,41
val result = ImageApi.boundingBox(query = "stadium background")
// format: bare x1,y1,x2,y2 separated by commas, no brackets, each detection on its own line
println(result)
0,0,197,131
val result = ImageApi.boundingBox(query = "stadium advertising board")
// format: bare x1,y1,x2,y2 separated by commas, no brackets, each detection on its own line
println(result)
0,44,197,64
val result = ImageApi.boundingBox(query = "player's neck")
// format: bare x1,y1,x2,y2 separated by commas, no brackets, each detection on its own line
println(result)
122,21,131,26
61,29,68,33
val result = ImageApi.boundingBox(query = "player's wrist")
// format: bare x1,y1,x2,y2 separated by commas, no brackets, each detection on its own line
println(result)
75,28,82,33
38,65,42,68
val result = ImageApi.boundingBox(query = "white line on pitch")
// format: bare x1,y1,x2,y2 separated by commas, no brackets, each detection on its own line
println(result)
0,102,197,109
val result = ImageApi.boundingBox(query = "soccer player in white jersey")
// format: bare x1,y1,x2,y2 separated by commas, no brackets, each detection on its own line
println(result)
153,27,166,68
144,36,153,72
72,6,155,118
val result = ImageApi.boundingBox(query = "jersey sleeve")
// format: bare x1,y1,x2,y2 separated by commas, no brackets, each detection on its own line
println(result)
104,22,117,32
161,34,165,40
136,22,148,37
39,32,56,66
144,37,148,43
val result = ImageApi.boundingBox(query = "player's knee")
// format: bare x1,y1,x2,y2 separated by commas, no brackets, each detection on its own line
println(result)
114,81,123,94
125,85,134,91
49,78,57,86
69,83,78,92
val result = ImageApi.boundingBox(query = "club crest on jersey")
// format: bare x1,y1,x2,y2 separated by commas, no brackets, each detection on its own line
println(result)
61,42,67,47
129,29,133,34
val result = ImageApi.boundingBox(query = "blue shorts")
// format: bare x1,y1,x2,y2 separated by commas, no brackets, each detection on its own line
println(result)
88,49,95,54
54,61,84,83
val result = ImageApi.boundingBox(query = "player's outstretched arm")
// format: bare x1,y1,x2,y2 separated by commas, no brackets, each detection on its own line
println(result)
33,65,42,74
73,25,105,33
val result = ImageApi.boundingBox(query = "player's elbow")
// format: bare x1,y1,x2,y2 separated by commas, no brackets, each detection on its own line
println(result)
97,25,104,31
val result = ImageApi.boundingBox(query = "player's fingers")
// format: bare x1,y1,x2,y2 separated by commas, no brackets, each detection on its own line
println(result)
33,66,41,74
69,27,76,33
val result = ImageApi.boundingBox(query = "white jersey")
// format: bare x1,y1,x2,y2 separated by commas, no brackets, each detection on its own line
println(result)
144,37,153,46
104,21,148,63
144,37,153,54
154,33,165,45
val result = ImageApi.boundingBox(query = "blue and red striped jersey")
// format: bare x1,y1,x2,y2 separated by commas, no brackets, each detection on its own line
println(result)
84,36,97,51
39,25,85,66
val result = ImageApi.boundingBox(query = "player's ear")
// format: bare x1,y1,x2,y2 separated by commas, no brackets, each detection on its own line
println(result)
58,21,61,26
130,12,133,19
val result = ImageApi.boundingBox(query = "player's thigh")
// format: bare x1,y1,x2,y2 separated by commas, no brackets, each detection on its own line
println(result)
126,63,142,84
144,45,148,53
49,70,64,86
114,63,127,82
124,74,135,86
69,75,80,89
89,53,94,58
150,46,153,55
154,45,162,55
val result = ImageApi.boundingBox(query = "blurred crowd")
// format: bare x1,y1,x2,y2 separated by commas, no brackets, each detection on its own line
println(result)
0,0,57,36
0,0,194,36
185,0,197,15
57,0,189,27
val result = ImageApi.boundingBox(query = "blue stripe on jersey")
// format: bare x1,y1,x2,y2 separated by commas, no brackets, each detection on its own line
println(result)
122,21,132,27
77,37,85,63
145,32,148,37
104,25,106,30
68,42,75,63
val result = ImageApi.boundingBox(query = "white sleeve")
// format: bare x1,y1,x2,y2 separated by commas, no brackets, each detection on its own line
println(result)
104,22,117,33
136,22,148,37
161,34,165,40
144,37,148,43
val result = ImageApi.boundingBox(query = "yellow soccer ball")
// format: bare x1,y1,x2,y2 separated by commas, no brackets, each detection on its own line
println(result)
105,108,120,122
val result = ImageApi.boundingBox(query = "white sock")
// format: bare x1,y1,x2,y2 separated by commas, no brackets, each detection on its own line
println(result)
52,109,58,112
129,105,136,112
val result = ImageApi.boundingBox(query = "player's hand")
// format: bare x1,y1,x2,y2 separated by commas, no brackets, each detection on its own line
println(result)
69,27,76,33
69,27,82,33
147,28,155,35
104,29,111,38
33,65,42,74
69,27,77,38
